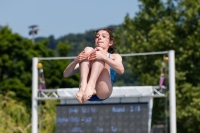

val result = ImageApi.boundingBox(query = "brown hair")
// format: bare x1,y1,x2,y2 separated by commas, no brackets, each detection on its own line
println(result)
94,27,115,54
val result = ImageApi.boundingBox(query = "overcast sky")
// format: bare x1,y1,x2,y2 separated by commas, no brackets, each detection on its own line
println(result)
1,0,140,39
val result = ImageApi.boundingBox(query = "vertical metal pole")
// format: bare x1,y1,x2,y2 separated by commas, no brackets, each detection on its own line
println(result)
148,97,153,133
32,34,35,44
32,58,38,133
168,50,177,133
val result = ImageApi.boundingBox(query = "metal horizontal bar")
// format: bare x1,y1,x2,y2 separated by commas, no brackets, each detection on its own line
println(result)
36,95,166,101
39,86,167,93
37,51,169,61
120,51,169,57
38,56,76,60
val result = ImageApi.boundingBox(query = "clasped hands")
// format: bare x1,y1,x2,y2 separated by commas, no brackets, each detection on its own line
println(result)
76,47,106,63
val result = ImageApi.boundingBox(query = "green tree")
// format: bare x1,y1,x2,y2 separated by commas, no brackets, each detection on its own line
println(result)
115,0,200,132
0,26,79,132
38,100,59,133
0,26,55,104
0,91,31,133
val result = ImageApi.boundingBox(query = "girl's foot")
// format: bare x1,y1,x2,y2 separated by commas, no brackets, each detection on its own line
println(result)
82,85,96,102
76,90,84,103
76,83,87,103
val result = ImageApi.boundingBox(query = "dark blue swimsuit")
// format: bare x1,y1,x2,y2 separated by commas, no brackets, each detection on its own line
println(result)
88,54,116,101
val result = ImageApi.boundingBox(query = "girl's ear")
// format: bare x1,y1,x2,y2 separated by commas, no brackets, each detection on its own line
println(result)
109,40,113,46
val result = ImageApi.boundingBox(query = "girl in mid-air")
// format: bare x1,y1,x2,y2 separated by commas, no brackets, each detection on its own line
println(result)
63,28,124,103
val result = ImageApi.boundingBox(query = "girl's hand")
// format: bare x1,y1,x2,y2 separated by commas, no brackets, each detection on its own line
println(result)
74,51,88,63
88,47,107,61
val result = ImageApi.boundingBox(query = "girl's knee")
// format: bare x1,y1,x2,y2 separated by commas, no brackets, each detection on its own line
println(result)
84,47,94,55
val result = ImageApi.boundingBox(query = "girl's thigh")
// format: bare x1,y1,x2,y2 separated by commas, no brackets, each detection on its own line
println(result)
95,65,113,99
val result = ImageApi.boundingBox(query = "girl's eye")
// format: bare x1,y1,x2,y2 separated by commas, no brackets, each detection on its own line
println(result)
103,35,107,38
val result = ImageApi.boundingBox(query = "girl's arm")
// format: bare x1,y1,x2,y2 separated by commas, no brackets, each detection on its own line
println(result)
63,61,79,78
103,54,124,74
63,51,88,77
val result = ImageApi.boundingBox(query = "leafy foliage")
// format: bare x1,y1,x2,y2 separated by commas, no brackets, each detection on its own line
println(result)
115,0,200,132
0,91,31,133
0,26,79,132
38,101,59,133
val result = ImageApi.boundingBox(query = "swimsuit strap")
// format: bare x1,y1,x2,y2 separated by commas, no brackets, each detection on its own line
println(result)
107,53,116,86
108,53,110,58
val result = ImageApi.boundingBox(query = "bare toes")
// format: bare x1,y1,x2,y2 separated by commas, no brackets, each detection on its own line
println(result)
76,96,83,103
76,91,84,103
82,94,92,102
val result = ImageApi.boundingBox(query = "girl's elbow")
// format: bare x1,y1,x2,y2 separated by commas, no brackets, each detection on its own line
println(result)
118,69,124,74
120,70,125,74
121,66,125,74
63,72,68,78
63,73,66,77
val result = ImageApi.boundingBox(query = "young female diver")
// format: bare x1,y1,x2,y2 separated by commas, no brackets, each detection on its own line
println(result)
63,28,124,103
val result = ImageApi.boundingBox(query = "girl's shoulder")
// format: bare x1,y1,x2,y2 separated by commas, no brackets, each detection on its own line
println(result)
109,53,122,60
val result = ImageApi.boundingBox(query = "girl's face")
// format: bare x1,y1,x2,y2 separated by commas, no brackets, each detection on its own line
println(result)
95,30,113,50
